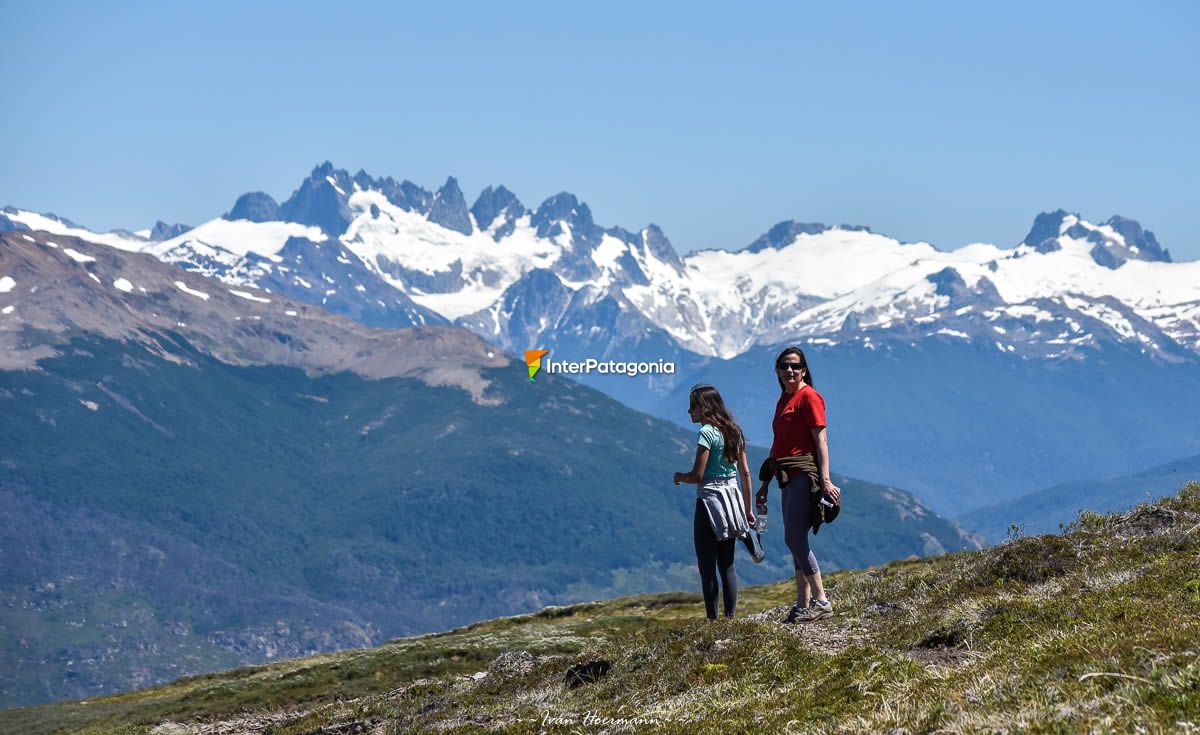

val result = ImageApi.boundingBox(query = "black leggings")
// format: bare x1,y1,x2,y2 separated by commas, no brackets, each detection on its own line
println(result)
694,500,738,618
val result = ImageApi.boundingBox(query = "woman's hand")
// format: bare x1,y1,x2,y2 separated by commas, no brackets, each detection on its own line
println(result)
755,483,769,506
746,508,757,528
822,477,841,504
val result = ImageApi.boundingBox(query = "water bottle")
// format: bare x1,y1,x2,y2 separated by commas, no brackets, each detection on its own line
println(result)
755,500,768,533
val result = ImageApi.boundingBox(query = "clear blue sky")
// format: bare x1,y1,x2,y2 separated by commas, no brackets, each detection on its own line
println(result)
3,1,1198,259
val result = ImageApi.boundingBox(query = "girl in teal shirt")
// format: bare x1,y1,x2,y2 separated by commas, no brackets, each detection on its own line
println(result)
673,385,755,618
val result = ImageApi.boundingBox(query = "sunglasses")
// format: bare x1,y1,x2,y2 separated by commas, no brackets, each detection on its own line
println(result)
776,363,803,372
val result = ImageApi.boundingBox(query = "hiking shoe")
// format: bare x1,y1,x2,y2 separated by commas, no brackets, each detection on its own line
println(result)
807,599,834,621
782,603,808,624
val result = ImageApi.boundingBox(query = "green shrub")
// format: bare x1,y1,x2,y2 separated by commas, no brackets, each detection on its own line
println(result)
1186,579,1200,603
967,534,1079,588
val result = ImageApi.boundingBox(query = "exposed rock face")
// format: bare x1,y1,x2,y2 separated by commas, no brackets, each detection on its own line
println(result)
149,221,191,241
427,177,473,235
227,192,280,223
744,220,837,253
279,161,356,235
471,185,526,239
1022,209,1071,252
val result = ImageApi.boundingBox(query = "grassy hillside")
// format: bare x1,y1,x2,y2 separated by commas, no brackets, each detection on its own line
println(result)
961,453,1200,542
5,483,1197,734
0,333,977,708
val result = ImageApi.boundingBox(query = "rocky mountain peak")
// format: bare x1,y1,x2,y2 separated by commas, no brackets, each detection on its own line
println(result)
531,193,594,237
1020,209,1074,253
148,221,192,241
278,163,354,236
226,192,280,223
1105,215,1170,263
428,177,473,235
471,186,526,239
640,223,683,268
744,221,836,253
385,178,434,213
1022,210,1172,267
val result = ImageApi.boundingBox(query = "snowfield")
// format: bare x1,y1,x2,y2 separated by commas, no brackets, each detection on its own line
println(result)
174,281,211,301
148,218,328,259
63,248,97,263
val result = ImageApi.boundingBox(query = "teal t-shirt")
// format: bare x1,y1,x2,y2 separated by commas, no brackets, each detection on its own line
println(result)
698,424,738,478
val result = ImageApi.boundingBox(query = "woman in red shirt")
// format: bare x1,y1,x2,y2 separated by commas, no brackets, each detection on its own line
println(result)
757,346,841,623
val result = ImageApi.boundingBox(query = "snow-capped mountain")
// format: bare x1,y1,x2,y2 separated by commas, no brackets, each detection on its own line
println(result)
767,211,1197,362
4,163,1199,371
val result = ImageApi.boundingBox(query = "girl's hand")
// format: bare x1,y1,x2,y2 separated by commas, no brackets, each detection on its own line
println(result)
822,478,841,504
746,509,757,528
673,472,684,485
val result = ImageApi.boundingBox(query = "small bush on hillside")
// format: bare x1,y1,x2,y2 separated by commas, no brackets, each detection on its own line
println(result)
967,534,1079,588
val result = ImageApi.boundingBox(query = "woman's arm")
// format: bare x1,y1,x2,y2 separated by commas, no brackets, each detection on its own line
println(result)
674,446,709,485
737,449,756,526
755,457,772,505
755,479,771,507
811,426,841,502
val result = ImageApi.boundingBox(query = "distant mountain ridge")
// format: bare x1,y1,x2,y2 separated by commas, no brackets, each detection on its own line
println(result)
959,452,1200,542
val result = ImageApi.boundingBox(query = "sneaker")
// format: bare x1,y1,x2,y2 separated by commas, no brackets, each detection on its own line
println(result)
782,602,808,624
807,599,834,620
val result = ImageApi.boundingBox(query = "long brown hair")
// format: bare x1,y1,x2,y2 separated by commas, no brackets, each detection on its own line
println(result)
689,384,745,464
774,346,815,393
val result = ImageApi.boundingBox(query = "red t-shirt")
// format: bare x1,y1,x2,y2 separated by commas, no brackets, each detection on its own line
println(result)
770,385,827,458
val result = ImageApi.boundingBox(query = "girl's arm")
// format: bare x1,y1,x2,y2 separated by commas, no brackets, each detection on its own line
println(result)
737,449,756,527
811,426,841,502
674,446,709,485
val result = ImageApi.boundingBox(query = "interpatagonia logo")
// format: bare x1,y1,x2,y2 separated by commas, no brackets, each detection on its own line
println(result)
525,348,676,382
525,349,550,382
